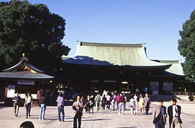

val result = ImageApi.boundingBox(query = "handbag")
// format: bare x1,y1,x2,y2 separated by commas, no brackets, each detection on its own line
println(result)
153,113,161,124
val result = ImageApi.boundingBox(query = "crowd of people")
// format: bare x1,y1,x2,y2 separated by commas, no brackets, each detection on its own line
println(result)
12,90,182,128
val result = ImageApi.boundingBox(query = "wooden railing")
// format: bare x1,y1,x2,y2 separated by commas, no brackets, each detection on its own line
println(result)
172,91,195,96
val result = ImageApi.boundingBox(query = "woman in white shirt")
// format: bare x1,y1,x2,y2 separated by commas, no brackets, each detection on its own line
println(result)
130,97,136,115
24,92,33,119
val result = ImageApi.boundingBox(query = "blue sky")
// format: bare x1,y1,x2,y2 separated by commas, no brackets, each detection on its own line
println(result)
3,0,195,61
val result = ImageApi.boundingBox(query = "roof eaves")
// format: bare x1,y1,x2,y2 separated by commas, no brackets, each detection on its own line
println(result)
3,61,23,72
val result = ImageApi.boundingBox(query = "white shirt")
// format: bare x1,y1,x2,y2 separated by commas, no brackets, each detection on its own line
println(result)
106,95,111,101
130,98,136,108
26,96,32,104
173,105,178,117
134,95,137,101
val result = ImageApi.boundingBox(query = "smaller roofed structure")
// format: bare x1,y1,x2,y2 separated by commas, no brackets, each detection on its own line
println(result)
0,54,54,79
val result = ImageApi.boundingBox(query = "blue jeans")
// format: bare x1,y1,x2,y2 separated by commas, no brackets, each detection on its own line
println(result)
119,102,124,113
58,105,64,121
155,119,165,128
40,104,46,120
26,103,31,118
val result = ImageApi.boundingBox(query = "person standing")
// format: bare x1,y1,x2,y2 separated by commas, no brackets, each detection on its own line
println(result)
56,92,64,122
118,93,125,115
39,93,46,120
24,92,33,119
13,92,21,117
139,94,145,115
124,95,127,110
95,93,101,111
116,93,120,110
106,94,111,109
111,92,116,111
152,99,167,128
144,93,151,115
72,96,83,128
168,99,182,128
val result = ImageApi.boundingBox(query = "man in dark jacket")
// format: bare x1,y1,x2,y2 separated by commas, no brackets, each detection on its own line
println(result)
72,96,83,128
168,99,182,128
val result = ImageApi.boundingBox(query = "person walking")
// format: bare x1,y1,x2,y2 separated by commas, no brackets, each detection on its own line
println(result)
85,95,91,113
24,92,33,119
116,93,120,110
134,94,138,114
144,93,151,115
13,92,21,117
118,93,125,115
89,95,94,114
56,92,64,122
101,95,107,110
129,96,136,115
95,93,101,111
168,99,182,128
139,94,145,115
39,93,46,120
72,96,83,128
152,99,167,128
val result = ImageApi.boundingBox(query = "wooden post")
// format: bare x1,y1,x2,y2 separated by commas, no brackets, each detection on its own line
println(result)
184,88,186,95
4,86,7,98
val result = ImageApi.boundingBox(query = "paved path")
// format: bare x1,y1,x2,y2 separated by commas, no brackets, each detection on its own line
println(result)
0,101,195,128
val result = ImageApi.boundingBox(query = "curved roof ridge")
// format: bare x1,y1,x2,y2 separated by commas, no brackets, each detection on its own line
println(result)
78,41,144,47
3,56,43,73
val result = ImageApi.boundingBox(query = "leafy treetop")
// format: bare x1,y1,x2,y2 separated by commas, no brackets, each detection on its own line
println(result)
0,0,70,72
178,9,195,81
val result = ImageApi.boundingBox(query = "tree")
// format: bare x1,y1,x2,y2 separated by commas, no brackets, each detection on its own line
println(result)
178,10,195,81
0,0,70,72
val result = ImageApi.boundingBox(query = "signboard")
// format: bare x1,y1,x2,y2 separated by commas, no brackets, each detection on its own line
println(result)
7,85,15,98
17,80,35,85
20,93,37,99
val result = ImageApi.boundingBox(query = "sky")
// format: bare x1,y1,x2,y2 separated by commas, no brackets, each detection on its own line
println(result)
2,0,195,61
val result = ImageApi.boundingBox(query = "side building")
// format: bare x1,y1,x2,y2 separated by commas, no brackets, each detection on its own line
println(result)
0,55,54,105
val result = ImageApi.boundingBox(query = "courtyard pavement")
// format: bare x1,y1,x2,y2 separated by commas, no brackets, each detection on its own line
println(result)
0,101,194,128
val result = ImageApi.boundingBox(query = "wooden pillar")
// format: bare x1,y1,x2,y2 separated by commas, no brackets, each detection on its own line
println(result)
4,86,7,98
37,90,40,99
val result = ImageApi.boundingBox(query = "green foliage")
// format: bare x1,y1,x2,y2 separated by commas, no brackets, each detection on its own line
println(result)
178,10,195,81
0,0,70,72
